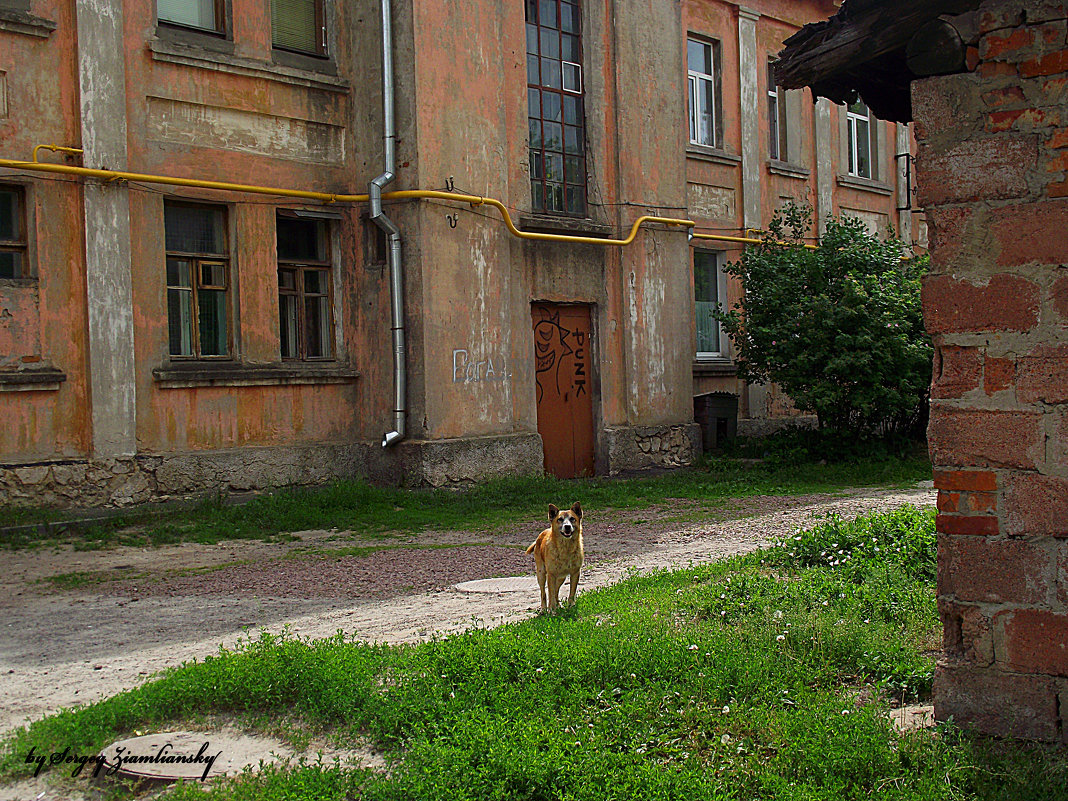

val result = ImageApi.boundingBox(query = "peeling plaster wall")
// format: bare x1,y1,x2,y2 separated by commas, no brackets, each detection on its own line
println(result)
0,0,91,464
3,0,716,504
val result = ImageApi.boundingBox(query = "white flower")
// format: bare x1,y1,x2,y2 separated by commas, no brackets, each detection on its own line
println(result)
776,634,786,642
773,610,783,619
688,644,699,651
721,705,730,714
720,734,731,745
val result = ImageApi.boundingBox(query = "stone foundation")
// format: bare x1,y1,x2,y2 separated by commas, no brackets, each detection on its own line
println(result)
0,444,386,508
391,432,544,487
603,423,701,474
0,433,547,507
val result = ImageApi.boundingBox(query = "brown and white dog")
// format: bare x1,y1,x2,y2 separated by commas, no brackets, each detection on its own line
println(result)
526,502,583,612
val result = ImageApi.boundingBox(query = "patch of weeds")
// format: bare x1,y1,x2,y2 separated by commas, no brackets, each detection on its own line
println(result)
1,456,931,551
12,506,1059,801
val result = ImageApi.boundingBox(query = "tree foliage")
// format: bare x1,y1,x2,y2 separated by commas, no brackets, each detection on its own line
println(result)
715,204,932,436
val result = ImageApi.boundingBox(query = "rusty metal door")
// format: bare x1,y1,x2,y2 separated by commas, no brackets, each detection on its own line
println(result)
532,303,595,478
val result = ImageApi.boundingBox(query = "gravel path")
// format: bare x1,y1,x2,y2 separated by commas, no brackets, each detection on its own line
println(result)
0,485,934,735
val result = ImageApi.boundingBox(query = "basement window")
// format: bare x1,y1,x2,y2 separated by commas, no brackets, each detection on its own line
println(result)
164,201,231,360
0,184,27,279
526,0,587,216
277,212,334,361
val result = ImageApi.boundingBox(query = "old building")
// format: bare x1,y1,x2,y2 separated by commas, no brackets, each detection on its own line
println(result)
779,0,1068,743
0,0,918,506
683,0,924,435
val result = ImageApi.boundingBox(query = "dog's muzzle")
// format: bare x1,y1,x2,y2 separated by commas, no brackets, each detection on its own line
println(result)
561,523,575,537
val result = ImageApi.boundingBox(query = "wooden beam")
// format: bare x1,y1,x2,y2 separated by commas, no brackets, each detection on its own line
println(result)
776,0,980,90
906,19,967,76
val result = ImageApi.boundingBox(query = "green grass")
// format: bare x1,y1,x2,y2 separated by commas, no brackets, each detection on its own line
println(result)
4,506,1064,800
0,455,932,550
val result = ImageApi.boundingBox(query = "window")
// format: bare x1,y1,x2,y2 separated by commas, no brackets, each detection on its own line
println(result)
768,59,788,162
526,0,587,215
688,37,721,148
164,202,230,359
847,100,873,179
694,250,727,360
157,0,225,33
272,0,326,56
0,185,26,280
277,213,334,360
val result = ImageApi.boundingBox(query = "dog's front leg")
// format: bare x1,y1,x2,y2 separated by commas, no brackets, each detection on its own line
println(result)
548,573,565,611
566,569,580,607
536,565,547,611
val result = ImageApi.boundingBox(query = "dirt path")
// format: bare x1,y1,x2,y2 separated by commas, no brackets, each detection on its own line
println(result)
0,485,934,735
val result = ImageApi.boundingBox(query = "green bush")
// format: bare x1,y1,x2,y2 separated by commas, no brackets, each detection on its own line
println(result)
715,204,932,437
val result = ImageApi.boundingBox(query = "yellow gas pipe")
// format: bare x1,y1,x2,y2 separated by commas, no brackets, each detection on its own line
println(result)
4,150,817,250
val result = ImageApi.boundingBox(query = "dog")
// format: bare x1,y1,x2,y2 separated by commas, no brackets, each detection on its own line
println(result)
526,502,583,612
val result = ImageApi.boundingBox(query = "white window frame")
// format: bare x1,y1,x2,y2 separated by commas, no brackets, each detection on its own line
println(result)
694,249,729,361
847,101,873,179
768,59,787,162
687,37,717,148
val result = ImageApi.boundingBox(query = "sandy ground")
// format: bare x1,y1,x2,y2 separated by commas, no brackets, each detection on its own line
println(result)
0,484,935,740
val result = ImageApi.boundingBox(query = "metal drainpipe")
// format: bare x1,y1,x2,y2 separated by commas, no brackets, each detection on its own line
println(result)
370,0,406,448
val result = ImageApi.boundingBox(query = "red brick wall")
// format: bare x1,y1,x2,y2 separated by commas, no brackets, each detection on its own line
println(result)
914,0,1068,742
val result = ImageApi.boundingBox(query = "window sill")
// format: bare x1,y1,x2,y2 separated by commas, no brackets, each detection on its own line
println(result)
271,47,336,76
693,360,736,377
155,22,234,55
0,8,56,38
0,366,66,392
153,363,360,388
836,174,893,196
0,277,37,288
519,214,614,238
148,39,350,94
687,145,742,166
767,161,810,180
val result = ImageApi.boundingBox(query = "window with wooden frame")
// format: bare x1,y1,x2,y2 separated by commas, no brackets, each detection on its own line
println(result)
164,202,231,359
272,0,327,57
0,185,27,280
277,213,334,361
847,100,874,179
688,37,722,148
767,59,788,162
156,0,226,34
526,0,587,216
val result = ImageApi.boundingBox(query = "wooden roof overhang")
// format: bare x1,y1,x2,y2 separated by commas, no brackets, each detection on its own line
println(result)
774,0,985,123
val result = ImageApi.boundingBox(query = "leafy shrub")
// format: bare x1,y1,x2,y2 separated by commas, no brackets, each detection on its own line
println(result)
715,204,932,437
725,424,927,466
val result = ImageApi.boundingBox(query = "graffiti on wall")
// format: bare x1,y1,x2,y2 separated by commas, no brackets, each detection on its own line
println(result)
532,306,591,405
452,348,510,384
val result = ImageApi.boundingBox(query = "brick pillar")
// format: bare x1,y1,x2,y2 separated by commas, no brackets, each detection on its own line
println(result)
915,0,1068,742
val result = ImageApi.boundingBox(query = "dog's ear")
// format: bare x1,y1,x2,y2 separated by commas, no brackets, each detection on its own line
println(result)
548,504,559,520
571,502,582,519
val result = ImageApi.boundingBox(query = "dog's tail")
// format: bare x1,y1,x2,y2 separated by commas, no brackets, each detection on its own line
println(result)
525,539,537,555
